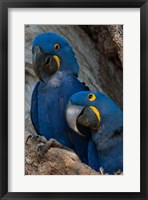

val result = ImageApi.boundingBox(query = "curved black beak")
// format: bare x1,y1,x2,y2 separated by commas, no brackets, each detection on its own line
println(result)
32,46,60,82
66,101,101,137
77,107,101,132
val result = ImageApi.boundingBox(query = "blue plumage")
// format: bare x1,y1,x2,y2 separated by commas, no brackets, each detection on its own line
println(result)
66,91,123,174
32,32,79,75
31,32,98,167
31,32,123,174
31,72,88,148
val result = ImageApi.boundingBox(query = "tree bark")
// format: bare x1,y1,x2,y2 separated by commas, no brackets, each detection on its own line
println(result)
25,25,123,175
25,132,100,175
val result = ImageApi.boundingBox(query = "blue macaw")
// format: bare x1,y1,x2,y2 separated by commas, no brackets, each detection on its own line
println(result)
31,32,99,169
66,91,123,174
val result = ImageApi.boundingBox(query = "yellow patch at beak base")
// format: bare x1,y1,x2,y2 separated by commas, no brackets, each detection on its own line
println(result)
53,55,60,69
89,106,101,122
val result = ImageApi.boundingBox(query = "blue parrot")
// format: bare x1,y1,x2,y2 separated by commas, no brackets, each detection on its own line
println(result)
66,91,123,174
31,32,99,170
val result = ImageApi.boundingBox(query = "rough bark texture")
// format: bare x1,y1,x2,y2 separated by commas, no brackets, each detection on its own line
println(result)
108,25,123,64
79,25,123,107
25,132,100,175
25,25,123,175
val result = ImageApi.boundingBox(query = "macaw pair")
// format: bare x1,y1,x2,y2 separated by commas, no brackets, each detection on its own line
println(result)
31,32,123,174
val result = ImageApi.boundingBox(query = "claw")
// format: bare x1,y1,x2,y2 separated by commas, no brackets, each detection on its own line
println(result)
33,135,47,143
37,144,47,158
99,167,108,175
37,138,74,158
25,135,32,145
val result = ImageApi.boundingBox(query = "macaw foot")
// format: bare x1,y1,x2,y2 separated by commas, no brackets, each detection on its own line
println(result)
99,167,122,175
114,169,123,175
37,138,74,158
25,135,47,145
99,167,109,175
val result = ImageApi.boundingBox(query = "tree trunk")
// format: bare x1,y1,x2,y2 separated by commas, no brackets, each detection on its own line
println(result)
25,25,123,175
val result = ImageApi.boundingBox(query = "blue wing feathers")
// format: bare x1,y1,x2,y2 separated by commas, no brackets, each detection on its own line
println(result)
30,81,40,134
88,139,100,171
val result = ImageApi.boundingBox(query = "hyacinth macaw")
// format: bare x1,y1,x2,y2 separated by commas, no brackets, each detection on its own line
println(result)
31,32,100,169
66,91,123,174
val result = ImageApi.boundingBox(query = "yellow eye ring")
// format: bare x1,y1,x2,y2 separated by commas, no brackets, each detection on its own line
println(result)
54,43,60,51
88,93,96,101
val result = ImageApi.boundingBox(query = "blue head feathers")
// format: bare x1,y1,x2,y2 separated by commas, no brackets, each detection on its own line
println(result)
31,32,123,174
31,32,89,158
32,32,79,81
68,91,123,137
66,91,123,173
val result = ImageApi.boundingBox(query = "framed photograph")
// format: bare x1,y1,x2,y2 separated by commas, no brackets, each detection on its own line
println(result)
0,0,148,199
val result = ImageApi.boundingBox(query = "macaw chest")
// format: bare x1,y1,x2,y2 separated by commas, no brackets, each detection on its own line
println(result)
37,83,67,131
35,74,88,142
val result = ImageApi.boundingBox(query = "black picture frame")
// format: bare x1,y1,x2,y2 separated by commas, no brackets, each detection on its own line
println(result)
0,0,148,199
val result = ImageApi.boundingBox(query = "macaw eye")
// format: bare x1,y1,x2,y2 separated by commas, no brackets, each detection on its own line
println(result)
88,93,96,101
54,43,60,51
